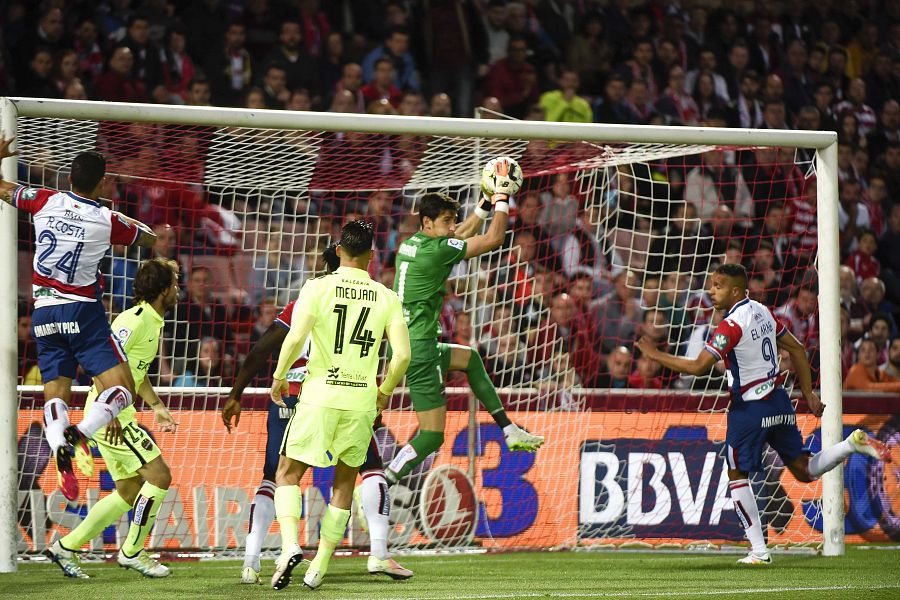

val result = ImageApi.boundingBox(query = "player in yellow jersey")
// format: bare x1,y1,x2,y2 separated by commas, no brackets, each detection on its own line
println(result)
44,258,180,579
269,220,411,591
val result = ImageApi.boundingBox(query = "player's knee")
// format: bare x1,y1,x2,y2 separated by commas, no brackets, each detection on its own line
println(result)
727,468,748,481
147,461,172,489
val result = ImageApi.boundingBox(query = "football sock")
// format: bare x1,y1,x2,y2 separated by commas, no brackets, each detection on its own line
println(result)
807,439,854,479
309,504,350,576
77,386,133,439
729,479,768,555
121,482,167,557
385,430,444,483
43,398,70,452
274,485,301,554
244,479,276,571
464,351,511,428
361,472,391,560
60,490,131,551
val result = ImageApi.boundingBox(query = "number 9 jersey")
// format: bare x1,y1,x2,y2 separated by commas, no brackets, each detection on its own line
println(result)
13,186,140,306
703,297,788,404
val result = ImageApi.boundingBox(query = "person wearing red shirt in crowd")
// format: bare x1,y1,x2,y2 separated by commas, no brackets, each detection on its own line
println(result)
361,58,402,109
94,46,146,103
628,356,664,389
483,36,539,120
845,229,881,283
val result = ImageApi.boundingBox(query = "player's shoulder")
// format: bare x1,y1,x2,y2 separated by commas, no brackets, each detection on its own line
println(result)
112,304,149,343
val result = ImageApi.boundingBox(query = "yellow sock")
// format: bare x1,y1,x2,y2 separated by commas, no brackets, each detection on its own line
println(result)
274,486,301,554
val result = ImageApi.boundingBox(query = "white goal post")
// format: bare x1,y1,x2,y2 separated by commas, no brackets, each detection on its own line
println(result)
0,97,842,572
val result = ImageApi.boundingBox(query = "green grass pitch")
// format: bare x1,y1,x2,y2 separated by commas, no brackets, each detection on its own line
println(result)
1,548,898,599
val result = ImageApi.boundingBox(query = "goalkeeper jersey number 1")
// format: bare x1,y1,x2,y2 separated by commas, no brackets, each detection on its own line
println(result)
393,232,468,340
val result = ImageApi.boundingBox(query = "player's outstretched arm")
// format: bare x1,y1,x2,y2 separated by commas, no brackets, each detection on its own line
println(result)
776,330,824,417
223,324,288,432
636,336,718,376
455,209,487,239
114,211,157,248
0,136,19,204
271,310,315,407
139,377,177,433
378,318,411,412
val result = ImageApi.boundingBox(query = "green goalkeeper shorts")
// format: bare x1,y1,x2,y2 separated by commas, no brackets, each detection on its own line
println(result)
405,339,453,412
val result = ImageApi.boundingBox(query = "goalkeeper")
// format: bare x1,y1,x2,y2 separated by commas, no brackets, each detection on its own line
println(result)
385,158,544,486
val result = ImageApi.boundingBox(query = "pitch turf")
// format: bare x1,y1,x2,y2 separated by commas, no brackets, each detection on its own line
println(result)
1,548,898,599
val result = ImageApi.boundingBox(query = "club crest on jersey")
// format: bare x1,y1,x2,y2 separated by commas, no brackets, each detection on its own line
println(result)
447,238,465,250
23,188,38,200
712,333,728,351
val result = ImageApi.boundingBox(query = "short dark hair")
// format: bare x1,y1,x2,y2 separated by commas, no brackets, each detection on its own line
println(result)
133,258,178,304
339,220,374,257
418,192,460,225
323,242,339,272
70,151,106,192
870,312,892,331
715,262,748,289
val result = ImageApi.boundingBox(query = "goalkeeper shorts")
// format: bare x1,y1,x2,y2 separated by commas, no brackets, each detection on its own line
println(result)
96,420,162,481
404,339,453,412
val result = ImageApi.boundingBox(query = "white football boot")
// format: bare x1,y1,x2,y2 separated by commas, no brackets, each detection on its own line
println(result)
271,545,303,590
736,552,772,565
117,549,171,577
44,540,90,579
504,423,545,452
849,429,892,462
367,555,414,580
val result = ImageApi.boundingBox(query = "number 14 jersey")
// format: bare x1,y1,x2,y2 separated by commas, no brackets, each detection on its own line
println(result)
704,297,788,403
293,266,404,412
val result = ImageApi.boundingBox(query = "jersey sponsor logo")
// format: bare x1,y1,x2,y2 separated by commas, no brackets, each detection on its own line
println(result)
754,380,776,395
447,238,464,250
327,366,340,379
117,327,132,343
33,321,81,336
419,465,478,546
712,333,728,351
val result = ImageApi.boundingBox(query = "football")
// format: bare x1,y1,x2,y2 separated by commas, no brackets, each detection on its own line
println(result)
481,156,523,197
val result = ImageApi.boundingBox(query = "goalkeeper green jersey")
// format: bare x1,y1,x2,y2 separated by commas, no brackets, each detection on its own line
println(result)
393,231,468,340
85,301,163,426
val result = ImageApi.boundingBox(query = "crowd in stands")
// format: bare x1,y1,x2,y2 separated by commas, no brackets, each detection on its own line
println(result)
8,0,900,396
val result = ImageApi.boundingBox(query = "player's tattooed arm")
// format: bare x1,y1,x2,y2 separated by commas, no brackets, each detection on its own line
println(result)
0,136,19,205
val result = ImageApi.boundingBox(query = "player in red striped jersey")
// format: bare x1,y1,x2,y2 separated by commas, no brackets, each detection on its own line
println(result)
638,263,891,565
0,138,156,502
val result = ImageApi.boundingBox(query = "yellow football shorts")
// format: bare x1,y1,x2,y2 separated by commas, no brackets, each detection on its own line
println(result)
280,402,375,468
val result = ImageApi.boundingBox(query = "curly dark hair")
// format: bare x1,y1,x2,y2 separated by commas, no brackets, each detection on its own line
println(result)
339,219,375,257
133,258,179,305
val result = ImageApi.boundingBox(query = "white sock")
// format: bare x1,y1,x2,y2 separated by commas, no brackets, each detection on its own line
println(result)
386,445,418,479
361,471,391,560
502,423,519,436
43,398,70,452
77,386,132,438
244,479,276,571
807,439,854,479
729,479,768,555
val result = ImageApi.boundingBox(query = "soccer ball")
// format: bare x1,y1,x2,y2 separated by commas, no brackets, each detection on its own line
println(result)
481,156,523,197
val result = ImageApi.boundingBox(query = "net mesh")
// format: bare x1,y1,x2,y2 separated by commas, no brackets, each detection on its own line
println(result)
13,113,838,556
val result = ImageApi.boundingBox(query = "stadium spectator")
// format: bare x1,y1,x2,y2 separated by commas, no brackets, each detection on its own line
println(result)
261,20,319,97
592,75,634,125
319,31,347,99
260,64,290,109
652,40,681,94
867,100,900,161
20,48,58,99
152,223,186,287
249,298,280,345
94,46,146,102
656,65,700,125
362,26,419,92
839,179,871,255
811,81,839,132
823,46,851,101
646,202,714,278
174,336,232,388
624,78,656,124
854,312,894,365
865,53,899,114
168,266,238,365
361,57,402,109
733,70,764,129
722,40,751,102
159,27,196,104
539,69,591,123
51,49,80,97
330,63,365,112
13,7,70,85
73,18,104,83
244,86,266,109
566,10,612,97
559,207,605,282
593,270,642,354
180,0,229,67
879,204,900,306
776,285,818,347
881,337,900,380
692,72,732,123
429,92,453,117
845,230,881,282
760,100,789,130
484,36,539,120
64,78,88,100
685,47,730,102
748,240,783,306
843,338,900,392
628,356,664,389
615,39,659,103
835,78,878,137
186,78,212,107
206,23,253,107
120,16,163,101
683,149,753,220
540,172,579,242
779,40,815,118
482,0,509,66
594,346,632,389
